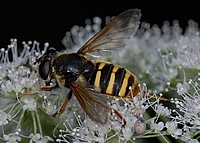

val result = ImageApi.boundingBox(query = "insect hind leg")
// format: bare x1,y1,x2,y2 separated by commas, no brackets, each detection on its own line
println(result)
53,90,73,117
147,93,171,102
110,108,126,127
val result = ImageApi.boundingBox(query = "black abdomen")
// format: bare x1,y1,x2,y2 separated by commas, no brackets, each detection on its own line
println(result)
88,60,140,98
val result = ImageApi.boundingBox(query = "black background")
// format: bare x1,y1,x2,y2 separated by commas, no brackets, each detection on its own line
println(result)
0,1,199,49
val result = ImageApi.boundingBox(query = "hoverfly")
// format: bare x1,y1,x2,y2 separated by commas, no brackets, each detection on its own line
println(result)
19,9,166,126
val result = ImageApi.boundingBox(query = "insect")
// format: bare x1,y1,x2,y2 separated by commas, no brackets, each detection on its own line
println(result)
19,9,166,126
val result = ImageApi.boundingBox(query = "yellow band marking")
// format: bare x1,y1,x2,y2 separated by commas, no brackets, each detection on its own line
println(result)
112,66,119,72
119,72,131,97
106,73,115,94
94,71,101,90
106,66,119,94
98,62,106,70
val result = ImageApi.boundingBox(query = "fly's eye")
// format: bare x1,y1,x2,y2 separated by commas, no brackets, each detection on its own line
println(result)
39,56,51,80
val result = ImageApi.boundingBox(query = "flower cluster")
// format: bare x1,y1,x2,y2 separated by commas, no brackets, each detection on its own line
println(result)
0,40,63,142
57,84,171,143
1,14,200,143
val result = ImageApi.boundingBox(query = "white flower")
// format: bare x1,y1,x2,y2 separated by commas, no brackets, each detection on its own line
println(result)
171,80,200,141
165,121,182,136
150,121,164,132
176,82,190,95
3,133,21,143
23,98,37,111
42,101,57,115
29,133,53,143
155,104,171,116
0,111,12,125
134,121,146,135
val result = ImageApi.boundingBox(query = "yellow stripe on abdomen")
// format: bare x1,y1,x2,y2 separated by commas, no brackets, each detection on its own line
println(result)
112,66,119,72
106,73,115,94
94,71,101,91
98,62,107,70
106,66,119,94
118,72,131,97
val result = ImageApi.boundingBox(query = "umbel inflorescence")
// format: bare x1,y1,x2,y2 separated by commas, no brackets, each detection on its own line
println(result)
0,11,200,143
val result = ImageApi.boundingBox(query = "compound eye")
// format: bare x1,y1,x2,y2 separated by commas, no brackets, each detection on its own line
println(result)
39,57,51,80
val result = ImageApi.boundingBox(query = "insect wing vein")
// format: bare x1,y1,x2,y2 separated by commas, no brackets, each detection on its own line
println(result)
70,83,110,124
77,9,141,58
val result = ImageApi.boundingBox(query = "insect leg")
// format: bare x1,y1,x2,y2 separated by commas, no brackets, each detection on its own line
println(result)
110,108,126,127
17,86,53,99
53,90,73,117
147,93,171,102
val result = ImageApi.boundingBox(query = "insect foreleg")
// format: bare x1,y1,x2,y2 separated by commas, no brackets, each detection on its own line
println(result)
17,86,54,99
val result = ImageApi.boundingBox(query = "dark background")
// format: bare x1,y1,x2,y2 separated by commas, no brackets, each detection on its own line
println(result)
0,1,199,49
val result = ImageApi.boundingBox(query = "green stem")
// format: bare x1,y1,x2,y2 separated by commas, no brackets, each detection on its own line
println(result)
157,135,172,143
16,109,25,132
1,103,16,112
10,104,22,118
194,130,200,140
31,111,37,134
35,110,43,135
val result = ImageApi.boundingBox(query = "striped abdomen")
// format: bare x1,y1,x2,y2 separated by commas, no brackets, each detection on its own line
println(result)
88,60,140,99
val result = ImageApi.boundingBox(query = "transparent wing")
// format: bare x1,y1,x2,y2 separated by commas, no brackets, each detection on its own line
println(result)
70,82,110,124
77,9,141,58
